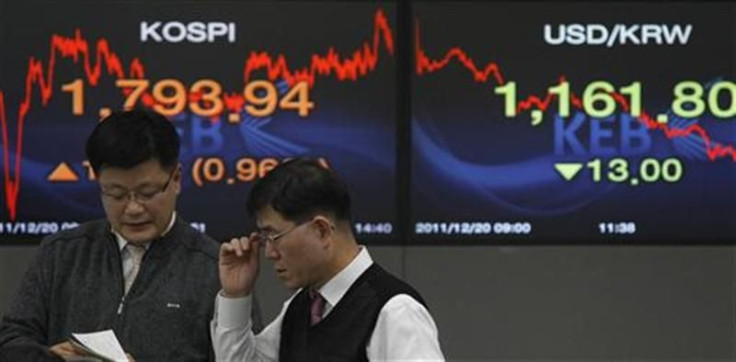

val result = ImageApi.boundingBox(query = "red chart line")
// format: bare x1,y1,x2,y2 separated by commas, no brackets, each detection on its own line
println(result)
414,20,736,163
0,8,395,221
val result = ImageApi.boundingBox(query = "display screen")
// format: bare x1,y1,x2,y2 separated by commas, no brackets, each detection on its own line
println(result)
2,1,734,245
411,1,736,243
0,1,398,243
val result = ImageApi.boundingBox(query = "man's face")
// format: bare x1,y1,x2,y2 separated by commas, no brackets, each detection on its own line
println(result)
257,207,328,290
98,159,180,245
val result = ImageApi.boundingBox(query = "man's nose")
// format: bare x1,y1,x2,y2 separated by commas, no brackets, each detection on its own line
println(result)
264,241,280,260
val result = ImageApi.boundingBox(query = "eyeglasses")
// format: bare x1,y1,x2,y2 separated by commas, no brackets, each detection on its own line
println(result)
100,168,176,205
254,218,316,247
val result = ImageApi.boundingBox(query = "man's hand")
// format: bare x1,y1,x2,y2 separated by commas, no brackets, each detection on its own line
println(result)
49,341,82,360
219,234,261,298
50,341,136,361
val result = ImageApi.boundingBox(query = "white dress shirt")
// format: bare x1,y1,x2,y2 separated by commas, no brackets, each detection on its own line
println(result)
211,247,445,361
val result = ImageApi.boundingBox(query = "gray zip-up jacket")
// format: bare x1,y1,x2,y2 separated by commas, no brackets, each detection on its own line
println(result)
0,218,222,361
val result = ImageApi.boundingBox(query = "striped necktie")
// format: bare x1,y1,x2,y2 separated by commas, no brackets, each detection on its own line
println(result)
124,244,146,294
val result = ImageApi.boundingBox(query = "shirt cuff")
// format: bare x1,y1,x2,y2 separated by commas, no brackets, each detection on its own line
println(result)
216,292,252,329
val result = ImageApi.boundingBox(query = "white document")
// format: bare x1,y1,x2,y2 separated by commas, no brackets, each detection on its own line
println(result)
70,329,128,362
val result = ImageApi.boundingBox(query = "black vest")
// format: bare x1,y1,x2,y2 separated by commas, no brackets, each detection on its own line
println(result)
279,264,427,362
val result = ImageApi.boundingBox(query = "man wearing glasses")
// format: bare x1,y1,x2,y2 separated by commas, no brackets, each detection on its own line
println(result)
211,158,445,361
0,110,261,361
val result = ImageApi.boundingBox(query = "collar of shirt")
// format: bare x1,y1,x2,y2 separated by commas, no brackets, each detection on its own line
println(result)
315,246,373,312
114,211,177,252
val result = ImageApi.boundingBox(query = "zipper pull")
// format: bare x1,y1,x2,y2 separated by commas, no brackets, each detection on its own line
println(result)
117,296,125,315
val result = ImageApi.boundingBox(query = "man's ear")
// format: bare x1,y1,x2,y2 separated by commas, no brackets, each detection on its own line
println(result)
173,163,183,194
312,215,336,240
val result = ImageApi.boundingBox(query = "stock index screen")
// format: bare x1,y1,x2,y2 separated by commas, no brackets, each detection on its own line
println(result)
0,1,398,243
411,1,736,244
2,1,734,245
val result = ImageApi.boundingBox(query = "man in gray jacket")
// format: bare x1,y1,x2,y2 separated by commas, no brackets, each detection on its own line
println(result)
0,110,260,361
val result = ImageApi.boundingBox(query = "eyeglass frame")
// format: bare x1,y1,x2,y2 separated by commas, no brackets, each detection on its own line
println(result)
99,167,177,205
254,218,320,247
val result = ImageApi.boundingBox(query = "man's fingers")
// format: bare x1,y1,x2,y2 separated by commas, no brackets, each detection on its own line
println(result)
238,236,250,252
221,236,259,259
220,240,235,257
49,342,81,358
222,237,244,257
250,237,261,253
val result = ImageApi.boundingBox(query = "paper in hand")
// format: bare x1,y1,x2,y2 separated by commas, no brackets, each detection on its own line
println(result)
69,330,128,362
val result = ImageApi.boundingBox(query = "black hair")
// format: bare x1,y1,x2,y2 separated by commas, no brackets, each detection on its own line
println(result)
247,158,352,223
85,109,180,174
